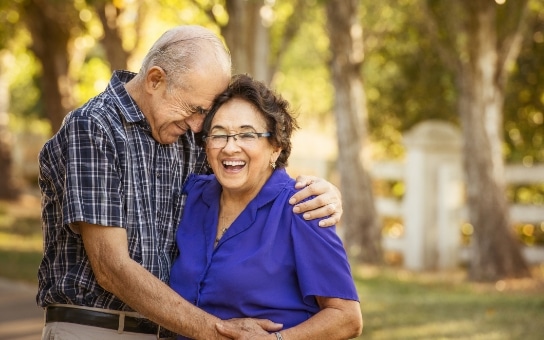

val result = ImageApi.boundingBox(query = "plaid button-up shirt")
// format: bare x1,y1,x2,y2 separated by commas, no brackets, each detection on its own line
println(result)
37,70,208,310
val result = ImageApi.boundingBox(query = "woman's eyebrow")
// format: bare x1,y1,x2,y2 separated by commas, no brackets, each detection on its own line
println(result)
210,124,256,131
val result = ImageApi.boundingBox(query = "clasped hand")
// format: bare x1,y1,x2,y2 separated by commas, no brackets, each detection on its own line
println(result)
215,318,282,339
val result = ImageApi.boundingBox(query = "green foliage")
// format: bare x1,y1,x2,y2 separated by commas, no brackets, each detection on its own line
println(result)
74,56,112,105
503,0,544,164
273,4,332,125
361,0,458,159
3,29,42,119
1,0,542,164
0,0,23,49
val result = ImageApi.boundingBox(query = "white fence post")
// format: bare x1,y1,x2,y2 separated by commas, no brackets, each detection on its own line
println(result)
402,121,462,270
436,164,464,269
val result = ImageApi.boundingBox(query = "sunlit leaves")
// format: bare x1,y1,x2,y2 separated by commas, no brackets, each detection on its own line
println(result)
361,0,457,159
504,0,544,163
74,57,111,105
273,4,332,124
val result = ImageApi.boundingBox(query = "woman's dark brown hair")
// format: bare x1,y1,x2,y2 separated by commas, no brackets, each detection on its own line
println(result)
200,74,299,168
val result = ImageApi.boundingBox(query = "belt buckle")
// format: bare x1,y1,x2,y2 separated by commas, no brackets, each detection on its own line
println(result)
156,325,176,339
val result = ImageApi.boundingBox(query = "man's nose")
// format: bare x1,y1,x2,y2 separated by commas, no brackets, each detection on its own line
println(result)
186,114,204,132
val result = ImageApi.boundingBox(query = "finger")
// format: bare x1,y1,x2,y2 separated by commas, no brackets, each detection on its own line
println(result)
298,201,338,222
256,319,283,332
293,187,334,214
216,322,237,339
289,180,326,206
317,211,342,227
216,319,282,338
293,175,319,190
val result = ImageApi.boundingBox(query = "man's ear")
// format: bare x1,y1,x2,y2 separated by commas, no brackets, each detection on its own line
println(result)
145,66,166,93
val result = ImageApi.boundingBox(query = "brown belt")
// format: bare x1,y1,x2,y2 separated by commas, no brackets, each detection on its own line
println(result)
45,305,160,335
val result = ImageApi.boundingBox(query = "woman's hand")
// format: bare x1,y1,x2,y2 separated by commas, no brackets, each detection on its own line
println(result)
289,175,343,227
216,318,282,339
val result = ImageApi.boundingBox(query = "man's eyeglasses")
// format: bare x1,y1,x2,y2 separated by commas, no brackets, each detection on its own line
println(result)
203,132,271,149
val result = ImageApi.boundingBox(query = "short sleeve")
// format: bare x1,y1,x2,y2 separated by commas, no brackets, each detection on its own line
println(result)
291,216,359,305
63,116,124,228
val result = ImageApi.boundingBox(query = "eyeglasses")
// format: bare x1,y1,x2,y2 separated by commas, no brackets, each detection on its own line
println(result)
203,132,271,149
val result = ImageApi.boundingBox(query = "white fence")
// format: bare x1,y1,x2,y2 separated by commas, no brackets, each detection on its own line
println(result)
372,121,544,270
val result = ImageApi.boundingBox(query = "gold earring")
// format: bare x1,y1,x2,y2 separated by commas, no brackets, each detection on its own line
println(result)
270,161,276,169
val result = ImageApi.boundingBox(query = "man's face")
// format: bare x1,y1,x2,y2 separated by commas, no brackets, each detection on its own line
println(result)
147,68,230,144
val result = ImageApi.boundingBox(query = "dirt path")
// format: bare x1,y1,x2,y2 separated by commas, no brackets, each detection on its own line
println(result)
0,278,43,340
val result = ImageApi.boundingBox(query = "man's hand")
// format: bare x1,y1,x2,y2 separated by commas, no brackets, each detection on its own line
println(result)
216,318,282,339
289,175,343,227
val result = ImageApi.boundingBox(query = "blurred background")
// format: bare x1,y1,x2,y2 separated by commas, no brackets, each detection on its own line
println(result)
0,0,543,339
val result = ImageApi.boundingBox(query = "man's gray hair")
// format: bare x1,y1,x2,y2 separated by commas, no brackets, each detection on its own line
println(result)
137,25,231,90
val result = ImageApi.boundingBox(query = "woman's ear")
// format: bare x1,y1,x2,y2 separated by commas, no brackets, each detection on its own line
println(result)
271,148,282,163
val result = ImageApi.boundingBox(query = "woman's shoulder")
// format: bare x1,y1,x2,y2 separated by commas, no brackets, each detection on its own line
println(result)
182,173,217,194
268,171,327,230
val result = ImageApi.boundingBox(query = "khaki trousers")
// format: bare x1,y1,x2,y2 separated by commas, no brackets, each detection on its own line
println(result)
42,322,160,340
42,304,175,340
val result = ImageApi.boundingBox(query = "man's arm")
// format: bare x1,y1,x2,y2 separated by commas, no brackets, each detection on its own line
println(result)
289,176,343,227
77,222,281,339
217,297,362,340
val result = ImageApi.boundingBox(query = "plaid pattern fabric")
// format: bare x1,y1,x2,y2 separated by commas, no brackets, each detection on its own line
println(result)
37,71,208,310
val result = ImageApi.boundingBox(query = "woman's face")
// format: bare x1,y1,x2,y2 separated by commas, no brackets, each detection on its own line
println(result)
206,97,281,198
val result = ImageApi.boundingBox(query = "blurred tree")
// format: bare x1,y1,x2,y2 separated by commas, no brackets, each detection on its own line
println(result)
190,0,310,84
326,0,382,263
423,0,531,281
0,1,21,199
89,0,132,71
11,0,148,132
0,60,19,200
270,4,332,120
20,0,84,132
222,0,270,81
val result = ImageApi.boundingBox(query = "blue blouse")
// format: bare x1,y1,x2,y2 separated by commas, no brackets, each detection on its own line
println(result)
169,169,359,334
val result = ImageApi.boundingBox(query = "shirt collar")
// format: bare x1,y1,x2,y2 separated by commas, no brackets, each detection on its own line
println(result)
108,70,147,124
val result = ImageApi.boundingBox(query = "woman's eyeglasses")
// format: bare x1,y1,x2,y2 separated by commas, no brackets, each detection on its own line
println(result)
203,132,271,149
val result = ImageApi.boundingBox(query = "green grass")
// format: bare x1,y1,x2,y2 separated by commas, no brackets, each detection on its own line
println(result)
2,199,544,339
0,198,42,284
353,267,544,339
0,249,41,283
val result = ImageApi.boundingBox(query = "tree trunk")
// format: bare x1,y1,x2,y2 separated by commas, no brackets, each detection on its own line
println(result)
458,0,530,281
21,0,79,133
93,1,130,71
219,0,310,84
0,62,19,200
326,0,382,263
223,0,270,82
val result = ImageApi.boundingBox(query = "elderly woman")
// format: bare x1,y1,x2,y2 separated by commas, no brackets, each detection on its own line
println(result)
169,74,363,340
